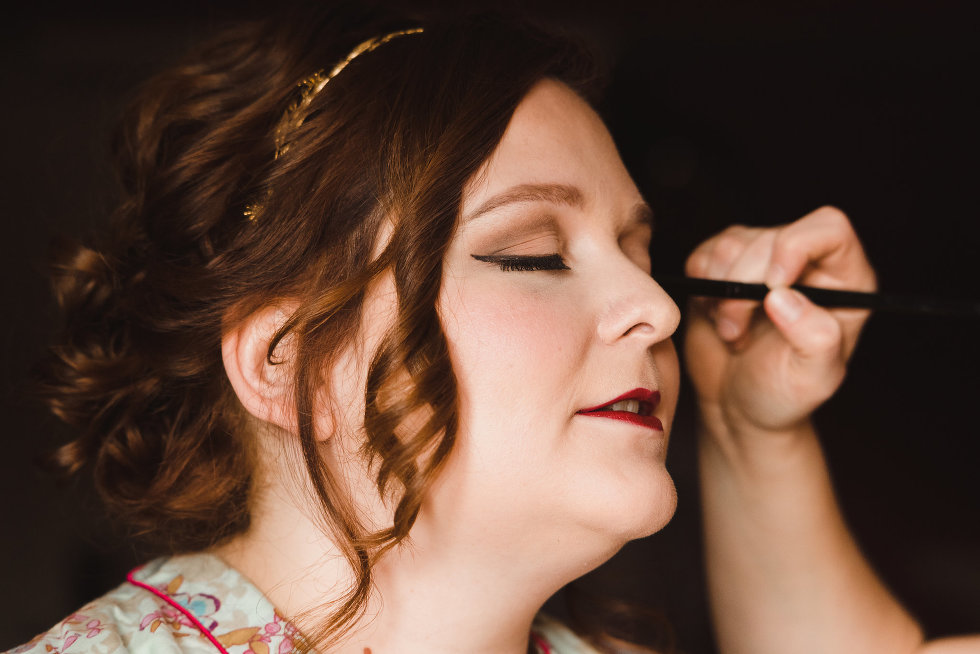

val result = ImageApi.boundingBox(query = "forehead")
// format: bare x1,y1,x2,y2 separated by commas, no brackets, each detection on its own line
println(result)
461,79,643,216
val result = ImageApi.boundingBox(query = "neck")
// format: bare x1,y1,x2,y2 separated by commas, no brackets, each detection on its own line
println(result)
215,507,551,654
212,453,572,654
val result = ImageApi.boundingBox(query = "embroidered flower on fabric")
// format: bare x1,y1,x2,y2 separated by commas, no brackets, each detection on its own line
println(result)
216,610,300,654
10,613,105,653
139,574,221,634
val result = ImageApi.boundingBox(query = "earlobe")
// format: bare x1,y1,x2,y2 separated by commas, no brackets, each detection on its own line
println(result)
221,303,302,434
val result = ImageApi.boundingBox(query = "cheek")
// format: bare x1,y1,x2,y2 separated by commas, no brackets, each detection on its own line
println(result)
454,297,571,368
439,281,584,445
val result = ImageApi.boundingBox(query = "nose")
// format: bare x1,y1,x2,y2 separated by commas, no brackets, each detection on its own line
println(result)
595,259,681,347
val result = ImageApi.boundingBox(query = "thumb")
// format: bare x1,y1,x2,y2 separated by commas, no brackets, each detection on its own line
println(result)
764,287,845,374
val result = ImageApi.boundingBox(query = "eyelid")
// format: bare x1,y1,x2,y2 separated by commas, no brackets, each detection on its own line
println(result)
471,253,570,272
620,223,654,268
621,220,653,245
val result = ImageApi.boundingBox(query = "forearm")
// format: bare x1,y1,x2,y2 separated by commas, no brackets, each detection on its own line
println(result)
698,413,923,654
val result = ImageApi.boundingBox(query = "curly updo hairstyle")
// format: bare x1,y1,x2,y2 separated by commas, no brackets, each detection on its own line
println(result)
40,5,602,648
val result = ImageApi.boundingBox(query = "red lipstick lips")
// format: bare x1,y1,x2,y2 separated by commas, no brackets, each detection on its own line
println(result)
577,388,663,431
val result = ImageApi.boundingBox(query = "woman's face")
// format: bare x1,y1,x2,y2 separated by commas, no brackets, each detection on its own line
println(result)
421,79,681,562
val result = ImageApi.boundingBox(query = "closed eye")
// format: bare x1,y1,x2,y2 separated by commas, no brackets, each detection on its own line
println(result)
471,253,570,272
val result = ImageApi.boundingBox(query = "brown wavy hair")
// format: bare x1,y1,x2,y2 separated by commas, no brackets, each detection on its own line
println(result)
38,5,631,650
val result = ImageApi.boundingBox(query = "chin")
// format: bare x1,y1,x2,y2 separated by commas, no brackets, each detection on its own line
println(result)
579,468,678,549
621,473,677,541
632,476,678,539
564,481,678,578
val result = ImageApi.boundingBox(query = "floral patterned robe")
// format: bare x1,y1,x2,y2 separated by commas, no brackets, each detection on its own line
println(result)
7,553,597,654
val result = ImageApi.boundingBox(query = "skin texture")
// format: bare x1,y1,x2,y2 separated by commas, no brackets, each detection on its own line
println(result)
219,79,680,654
687,209,980,653
218,79,980,653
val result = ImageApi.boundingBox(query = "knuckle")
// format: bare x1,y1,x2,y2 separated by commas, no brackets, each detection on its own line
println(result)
723,223,751,237
685,251,708,276
814,205,852,229
807,317,843,355
771,227,804,257
712,234,745,265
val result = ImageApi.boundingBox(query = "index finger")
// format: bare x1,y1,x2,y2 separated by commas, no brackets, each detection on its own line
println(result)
765,206,877,293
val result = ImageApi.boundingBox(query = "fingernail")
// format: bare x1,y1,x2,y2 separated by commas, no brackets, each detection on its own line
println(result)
718,317,741,341
769,287,804,323
766,263,789,288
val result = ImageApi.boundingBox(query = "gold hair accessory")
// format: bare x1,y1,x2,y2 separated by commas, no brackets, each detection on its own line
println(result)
246,27,423,221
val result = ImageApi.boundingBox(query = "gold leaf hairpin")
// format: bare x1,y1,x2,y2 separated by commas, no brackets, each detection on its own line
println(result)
246,27,423,221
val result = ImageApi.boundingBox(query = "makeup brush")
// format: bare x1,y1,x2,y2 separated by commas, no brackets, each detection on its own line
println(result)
655,275,980,318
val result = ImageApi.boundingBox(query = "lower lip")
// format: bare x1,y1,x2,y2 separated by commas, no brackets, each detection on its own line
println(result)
577,411,663,431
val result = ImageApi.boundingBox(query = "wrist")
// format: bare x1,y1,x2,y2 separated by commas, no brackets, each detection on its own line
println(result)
696,401,818,473
696,398,811,443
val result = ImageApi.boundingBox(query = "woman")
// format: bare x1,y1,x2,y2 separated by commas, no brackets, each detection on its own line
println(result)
9,7,978,654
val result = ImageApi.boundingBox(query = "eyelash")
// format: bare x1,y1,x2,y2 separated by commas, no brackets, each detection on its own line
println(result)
471,253,570,272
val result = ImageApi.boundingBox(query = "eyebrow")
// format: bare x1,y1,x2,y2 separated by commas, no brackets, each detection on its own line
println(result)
463,181,655,231
464,183,585,223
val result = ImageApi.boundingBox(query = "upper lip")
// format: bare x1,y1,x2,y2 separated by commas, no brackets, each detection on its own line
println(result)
577,387,660,413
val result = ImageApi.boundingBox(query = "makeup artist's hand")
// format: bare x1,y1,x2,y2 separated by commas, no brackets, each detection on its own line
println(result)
683,206,877,436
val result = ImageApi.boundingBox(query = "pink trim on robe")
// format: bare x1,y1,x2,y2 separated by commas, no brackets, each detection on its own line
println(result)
126,567,230,654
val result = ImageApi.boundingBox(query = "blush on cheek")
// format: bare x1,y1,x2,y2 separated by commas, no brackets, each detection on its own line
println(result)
457,306,573,435
439,287,578,451
457,290,574,365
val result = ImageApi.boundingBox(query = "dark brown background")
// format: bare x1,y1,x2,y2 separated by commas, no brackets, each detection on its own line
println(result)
2,2,978,652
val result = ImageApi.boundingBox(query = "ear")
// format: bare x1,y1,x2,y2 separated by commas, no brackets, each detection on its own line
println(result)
222,302,308,434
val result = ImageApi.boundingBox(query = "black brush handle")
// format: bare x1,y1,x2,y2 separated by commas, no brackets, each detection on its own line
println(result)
654,275,980,318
